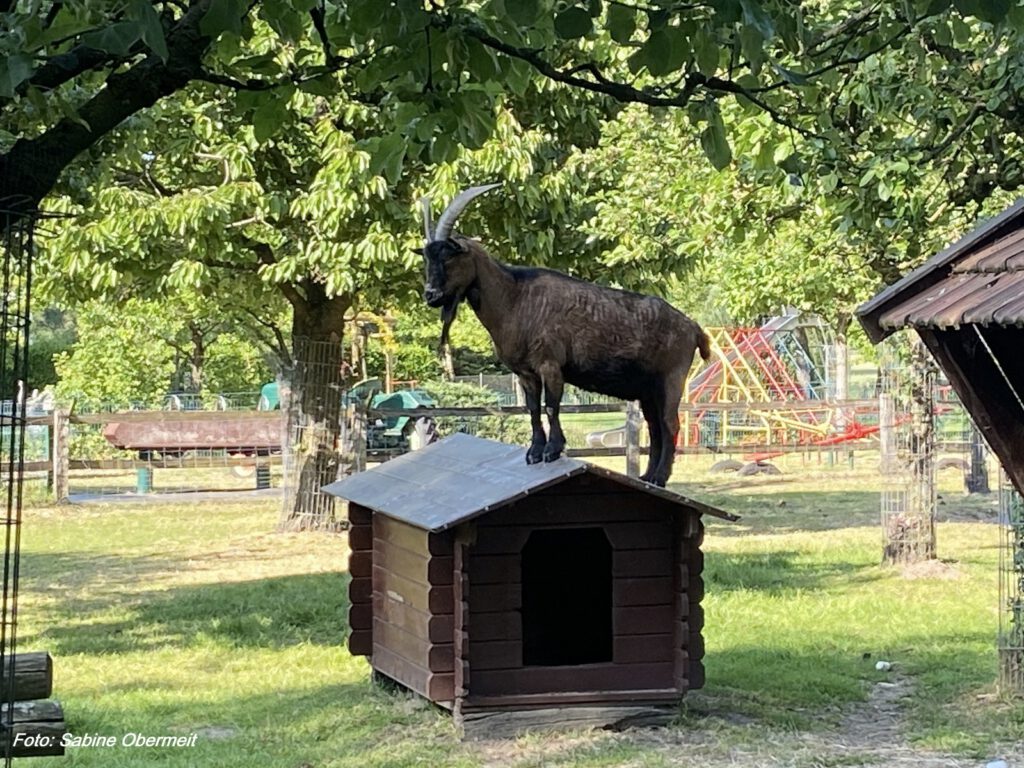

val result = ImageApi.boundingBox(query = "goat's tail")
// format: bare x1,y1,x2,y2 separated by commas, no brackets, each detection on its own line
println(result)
698,329,712,361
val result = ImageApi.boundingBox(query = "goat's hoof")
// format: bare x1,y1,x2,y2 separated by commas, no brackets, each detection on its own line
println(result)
526,447,545,465
542,445,563,463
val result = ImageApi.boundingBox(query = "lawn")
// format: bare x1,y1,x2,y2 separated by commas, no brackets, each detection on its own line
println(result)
16,456,1024,767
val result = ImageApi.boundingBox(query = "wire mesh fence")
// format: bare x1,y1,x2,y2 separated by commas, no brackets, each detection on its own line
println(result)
879,338,938,564
999,472,1024,694
1,208,33,764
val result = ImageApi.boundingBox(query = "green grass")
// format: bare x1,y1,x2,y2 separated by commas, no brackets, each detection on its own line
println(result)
15,461,1023,766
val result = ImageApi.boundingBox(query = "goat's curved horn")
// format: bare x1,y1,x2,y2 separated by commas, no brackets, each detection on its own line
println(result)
420,196,434,241
433,183,501,242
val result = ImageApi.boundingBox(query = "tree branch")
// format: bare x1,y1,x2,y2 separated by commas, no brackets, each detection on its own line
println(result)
16,46,117,97
455,21,820,138
309,2,336,67
0,0,226,211
247,241,306,309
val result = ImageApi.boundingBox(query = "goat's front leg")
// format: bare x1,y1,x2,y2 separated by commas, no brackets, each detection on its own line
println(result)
539,364,566,462
519,373,546,464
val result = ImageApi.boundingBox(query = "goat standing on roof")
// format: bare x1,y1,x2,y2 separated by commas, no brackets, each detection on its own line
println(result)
416,184,711,487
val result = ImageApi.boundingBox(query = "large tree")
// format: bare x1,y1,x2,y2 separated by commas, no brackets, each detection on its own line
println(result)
9,0,1024,530
5,1,1017,214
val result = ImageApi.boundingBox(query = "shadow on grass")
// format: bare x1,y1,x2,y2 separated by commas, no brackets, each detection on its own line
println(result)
20,550,181,596
696,488,884,535
694,634,997,731
25,570,350,656
704,549,883,595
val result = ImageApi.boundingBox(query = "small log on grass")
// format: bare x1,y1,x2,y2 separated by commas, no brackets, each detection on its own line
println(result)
2,699,67,757
1,652,53,700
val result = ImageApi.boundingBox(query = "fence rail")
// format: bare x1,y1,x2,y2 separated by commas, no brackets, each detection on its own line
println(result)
19,399,889,501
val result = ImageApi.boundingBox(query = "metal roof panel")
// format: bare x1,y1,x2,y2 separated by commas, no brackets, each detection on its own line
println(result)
953,227,1024,273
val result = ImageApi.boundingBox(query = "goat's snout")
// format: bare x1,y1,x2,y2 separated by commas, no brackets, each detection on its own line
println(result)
423,287,445,307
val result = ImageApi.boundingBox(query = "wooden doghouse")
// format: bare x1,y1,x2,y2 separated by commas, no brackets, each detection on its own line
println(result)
324,433,736,736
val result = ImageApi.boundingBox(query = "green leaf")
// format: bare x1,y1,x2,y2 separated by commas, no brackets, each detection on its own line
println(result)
129,0,169,61
646,9,668,30
298,73,337,97
740,25,765,76
606,4,636,43
200,0,246,37
700,109,732,170
694,30,718,75
710,0,742,24
643,29,674,76
467,40,498,81
0,54,34,98
506,0,540,26
377,133,407,185
773,63,810,85
82,21,143,57
430,133,459,164
252,96,288,143
954,0,1010,22
739,0,774,39
555,7,593,38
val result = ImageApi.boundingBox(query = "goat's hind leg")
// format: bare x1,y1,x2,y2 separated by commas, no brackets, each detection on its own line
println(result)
519,373,546,464
539,364,566,462
650,370,685,487
639,397,663,484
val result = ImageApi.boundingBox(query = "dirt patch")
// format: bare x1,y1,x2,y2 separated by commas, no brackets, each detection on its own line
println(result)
901,559,964,580
466,677,1023,768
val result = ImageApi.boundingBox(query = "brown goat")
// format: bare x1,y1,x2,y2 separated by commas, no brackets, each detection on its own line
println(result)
417,185,710,487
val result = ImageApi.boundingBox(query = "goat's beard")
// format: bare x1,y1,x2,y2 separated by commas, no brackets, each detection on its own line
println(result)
437,295,461,355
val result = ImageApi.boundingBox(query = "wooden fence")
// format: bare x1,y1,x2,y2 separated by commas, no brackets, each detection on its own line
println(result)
12,399,882,502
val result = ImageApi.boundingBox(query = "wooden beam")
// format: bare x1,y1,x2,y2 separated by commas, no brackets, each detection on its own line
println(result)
917,328,1024,496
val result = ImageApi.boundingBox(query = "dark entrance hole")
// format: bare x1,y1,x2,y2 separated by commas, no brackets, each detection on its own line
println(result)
521,527,612,666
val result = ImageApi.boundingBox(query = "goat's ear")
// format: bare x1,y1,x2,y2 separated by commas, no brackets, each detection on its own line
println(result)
410,247,425,257
449,238,468,253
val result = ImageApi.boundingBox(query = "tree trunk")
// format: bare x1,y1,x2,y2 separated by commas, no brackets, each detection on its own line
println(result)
188,322,206,395
277,289,351,532
883,337,937,564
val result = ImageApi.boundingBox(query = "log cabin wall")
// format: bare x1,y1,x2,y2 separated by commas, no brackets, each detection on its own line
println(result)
463,474,687,707
347,503,374,657
676,516,706,690
370,514,456,705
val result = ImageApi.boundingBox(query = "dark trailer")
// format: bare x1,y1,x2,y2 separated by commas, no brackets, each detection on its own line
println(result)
857,198,1024,496
323,433,736,736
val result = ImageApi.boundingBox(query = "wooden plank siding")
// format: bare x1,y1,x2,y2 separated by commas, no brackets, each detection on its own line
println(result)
370,514,455,705
466,486,685,699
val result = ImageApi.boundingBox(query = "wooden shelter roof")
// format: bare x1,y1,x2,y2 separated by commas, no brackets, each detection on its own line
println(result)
858,199,1024,342
322,433,737,532
856,199,1024,498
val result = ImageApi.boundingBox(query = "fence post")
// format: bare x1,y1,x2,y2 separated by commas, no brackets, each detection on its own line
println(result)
879,392,895,474
50,409,69,503
625,401,641,478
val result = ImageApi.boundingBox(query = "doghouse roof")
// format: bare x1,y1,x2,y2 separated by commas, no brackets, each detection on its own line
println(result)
322,433,737,532
858,198,1024,343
